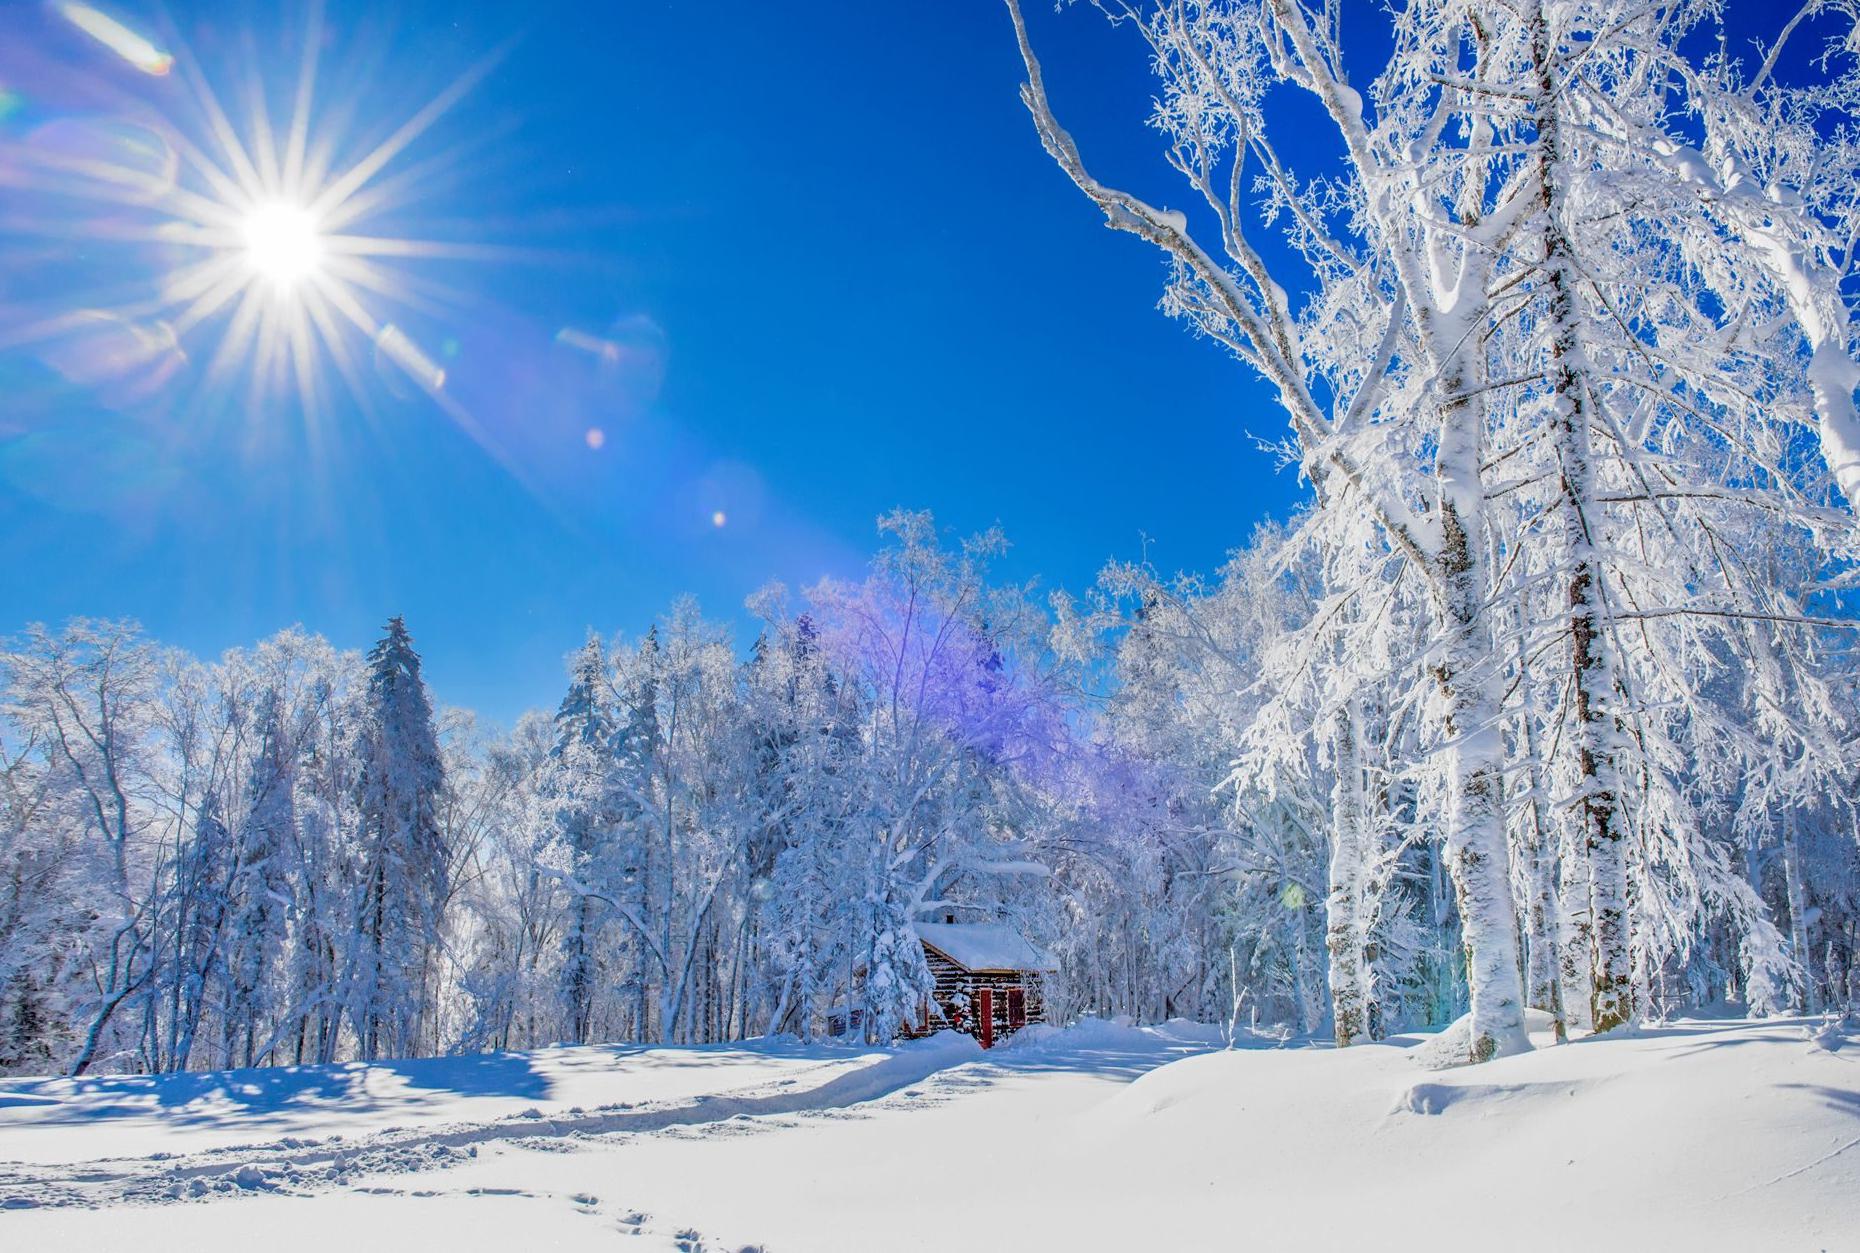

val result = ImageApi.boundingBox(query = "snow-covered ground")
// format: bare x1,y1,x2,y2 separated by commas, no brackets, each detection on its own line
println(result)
2,1015,1856,1251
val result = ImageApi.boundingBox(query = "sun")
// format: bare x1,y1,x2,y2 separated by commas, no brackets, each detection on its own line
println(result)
6,3,509,420
0,5,511,430
240,202,325,292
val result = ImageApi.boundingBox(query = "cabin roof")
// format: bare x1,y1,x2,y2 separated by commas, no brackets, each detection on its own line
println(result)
915,922,1057,973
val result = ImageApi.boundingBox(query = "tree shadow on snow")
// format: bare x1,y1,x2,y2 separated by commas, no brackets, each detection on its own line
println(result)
1782,1084,1860,1121
372,1050,552,1102
1556,1018,1809,1057
972,1024,1231,1084
0,1050,551,1134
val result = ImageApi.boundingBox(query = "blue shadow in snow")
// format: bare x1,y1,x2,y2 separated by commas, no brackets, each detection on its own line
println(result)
0,1049,551,1133
1783,1083,1860,1120
972,1024,1240,1083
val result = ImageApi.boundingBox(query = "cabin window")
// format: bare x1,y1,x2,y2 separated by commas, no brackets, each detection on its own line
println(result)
1007,987,1026,1030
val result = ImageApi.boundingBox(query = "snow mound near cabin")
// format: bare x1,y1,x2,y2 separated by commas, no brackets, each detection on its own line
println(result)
997,1014,1228,1056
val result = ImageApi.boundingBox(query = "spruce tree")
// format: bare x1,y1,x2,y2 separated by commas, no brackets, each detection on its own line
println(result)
349,617,447,1060
222,689,295,1067
550,634,618,1044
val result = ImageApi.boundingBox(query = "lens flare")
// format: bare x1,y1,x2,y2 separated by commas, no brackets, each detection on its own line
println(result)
374,323,445,393
57,3,173,77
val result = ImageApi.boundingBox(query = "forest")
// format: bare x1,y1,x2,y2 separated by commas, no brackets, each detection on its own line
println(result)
4,484,1856,1076
7,0,1860,1081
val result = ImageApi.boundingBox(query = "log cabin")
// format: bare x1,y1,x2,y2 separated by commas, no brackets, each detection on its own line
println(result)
906,918,1057,1048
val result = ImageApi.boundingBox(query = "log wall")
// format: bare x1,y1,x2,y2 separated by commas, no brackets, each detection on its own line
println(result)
917,945,1047,1046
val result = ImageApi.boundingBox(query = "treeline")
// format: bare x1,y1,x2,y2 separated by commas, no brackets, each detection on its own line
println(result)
5,497,1858,1076
0,515,1120,1073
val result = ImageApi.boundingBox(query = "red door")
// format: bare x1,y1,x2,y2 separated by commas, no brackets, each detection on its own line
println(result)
977,987,994,1049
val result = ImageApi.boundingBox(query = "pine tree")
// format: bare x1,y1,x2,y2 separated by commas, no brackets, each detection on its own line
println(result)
347,617,447,1061
607,626,663,1040
169,790,231,1071
548,634,621,1044
222,688,295,1067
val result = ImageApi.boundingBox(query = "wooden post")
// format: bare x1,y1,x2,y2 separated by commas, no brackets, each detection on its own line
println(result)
978,987,994,1049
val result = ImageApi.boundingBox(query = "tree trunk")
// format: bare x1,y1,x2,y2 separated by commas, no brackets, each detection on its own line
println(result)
1325,701,1371,1047
1433,499,1530,1062
1531,2,1633,1033
1520,722,1563,1031
1428,263,1529,1061
1558,819,1596,1037
1781,813,1819,1013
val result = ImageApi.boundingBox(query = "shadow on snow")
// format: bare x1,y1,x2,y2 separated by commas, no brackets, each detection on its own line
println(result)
0,1050,551,1131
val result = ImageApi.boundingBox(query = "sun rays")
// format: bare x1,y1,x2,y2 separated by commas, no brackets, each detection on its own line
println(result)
148,3,500,419
3,2,499,422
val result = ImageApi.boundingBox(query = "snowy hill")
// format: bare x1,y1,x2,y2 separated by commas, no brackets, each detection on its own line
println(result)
2,1016,1855,1251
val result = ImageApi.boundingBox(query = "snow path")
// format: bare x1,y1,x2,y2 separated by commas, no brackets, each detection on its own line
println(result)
0,1032,988,1211
0,1036,906,1166
2,1017,1856,1251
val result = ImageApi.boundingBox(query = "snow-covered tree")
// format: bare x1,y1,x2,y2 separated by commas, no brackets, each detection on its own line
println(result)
538,634,625,1044
345,617,447,1061
1000,0,1860,1057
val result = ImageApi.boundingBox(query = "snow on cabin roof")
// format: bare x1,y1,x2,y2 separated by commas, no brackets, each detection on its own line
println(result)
915,922,1057,973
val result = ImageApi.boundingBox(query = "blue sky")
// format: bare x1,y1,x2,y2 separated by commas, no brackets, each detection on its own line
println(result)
0,0,1300,720
0,1,1800,721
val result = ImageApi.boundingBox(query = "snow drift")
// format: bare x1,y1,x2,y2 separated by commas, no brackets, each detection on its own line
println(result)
2,1016,1854,1250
